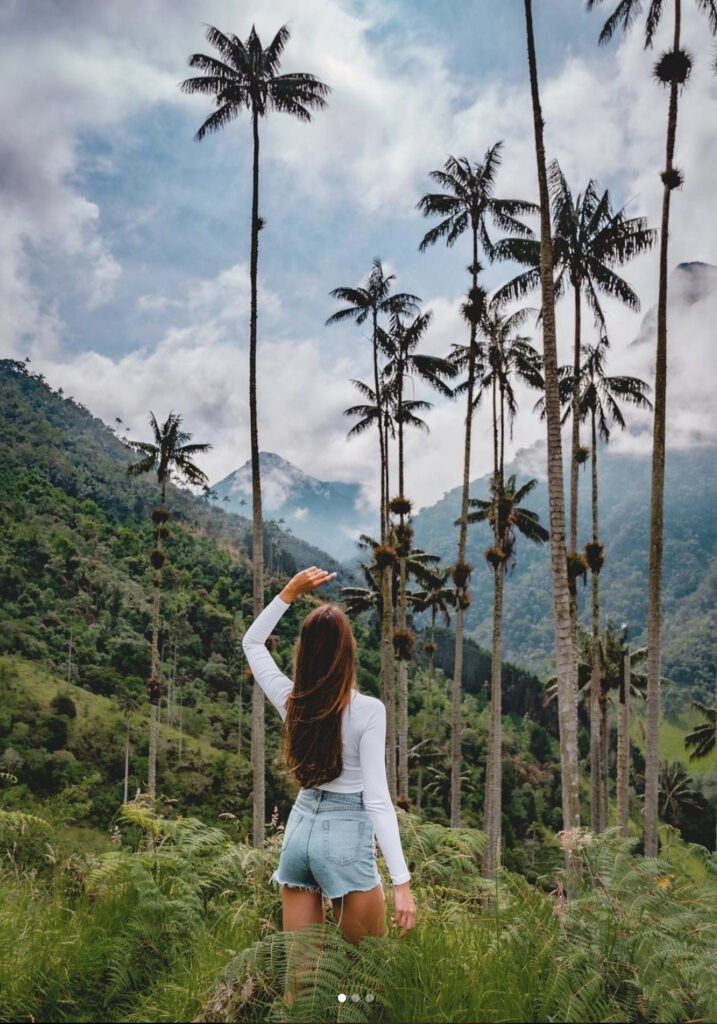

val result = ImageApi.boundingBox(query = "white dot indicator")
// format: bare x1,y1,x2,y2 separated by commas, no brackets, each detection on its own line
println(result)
351,993,360,1002
365,993,375,1002
338,993,347,1003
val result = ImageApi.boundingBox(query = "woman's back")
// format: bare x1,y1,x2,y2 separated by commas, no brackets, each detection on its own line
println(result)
242,593,410,886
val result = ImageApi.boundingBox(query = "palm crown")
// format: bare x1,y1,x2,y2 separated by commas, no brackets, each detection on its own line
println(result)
495,160,656,335
180,24,330,137
417,143,536,260
126,412,211,499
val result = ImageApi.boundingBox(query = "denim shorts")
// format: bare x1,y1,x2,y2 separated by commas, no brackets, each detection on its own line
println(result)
270,788,383,901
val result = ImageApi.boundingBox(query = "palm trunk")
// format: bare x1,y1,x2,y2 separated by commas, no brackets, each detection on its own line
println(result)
483,371,500,872
249,105,266,849
484,563,504,875
451,226,480,828
617,649,630,837
524,0,581,869
123,716,130,805
415,608,437,814
570,285,581,556
148,477,166,809
600,698,610,829
571,287,584,825
372,310,396,799
397,379,410,801
590,405,602,832
645,0,681,859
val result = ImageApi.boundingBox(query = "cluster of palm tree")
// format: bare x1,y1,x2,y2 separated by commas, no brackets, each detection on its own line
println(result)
171,5,717,866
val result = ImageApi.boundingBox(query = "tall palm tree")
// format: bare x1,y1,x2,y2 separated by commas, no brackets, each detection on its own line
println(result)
116,687,141,805
328,262,419,798
523,0,582,859
382,308,456,799
587,0,717,857
473,302,543,873
417,142,536,825
463,474,549,872
126,412,210,805
181,24,329,847
496,169,655,765
545,623,648,833
577,340,652,829
497,162,655,566
500,163,655,836
411,572,454,814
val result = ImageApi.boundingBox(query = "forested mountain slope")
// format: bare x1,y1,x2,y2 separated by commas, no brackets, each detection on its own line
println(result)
412,443,717,704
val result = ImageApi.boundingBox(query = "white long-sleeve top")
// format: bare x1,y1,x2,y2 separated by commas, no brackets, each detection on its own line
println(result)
241,594,411,886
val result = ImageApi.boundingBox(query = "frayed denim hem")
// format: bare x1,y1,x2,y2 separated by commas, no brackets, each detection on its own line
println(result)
270,872,322,894
324,880,384,901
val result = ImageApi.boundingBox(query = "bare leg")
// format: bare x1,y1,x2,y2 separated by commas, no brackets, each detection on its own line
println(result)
281,885,325,1007
331,883,388,946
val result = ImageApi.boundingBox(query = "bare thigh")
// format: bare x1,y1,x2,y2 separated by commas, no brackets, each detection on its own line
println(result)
281,886,325,1008
281,884,325,931
331,884,387,945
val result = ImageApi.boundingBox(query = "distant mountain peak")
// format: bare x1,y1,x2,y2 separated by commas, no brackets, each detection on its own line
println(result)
211,453,373,561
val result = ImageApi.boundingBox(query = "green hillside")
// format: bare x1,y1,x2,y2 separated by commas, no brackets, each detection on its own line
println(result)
1,356,714,864
412,444,717,706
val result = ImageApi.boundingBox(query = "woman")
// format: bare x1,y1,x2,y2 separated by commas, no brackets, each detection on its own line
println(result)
242,565,417,946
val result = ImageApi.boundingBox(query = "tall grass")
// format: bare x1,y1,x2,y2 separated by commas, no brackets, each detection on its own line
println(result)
1,807,716,1023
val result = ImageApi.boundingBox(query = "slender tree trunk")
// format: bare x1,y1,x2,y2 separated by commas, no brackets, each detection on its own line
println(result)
617,649,630,837
484,564,504,875
601,699,610,829
570,284,581,557
483,371,500,872
415,609,437,814
249,105,266,849
524,0,581,870
590,406,602,832
148,477,166,810
124,717,130,805
451,225,480,828
372,310,396,799
646,0,681,859
397,385,410,800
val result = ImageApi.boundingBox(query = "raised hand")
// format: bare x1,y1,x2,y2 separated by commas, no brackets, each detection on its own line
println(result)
279,566,338,604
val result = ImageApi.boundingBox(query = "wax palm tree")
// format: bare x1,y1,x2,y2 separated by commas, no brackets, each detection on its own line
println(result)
328,262,419,798
116,687,141,805
465,298,543,870
578,340,652,829
496,169,655,725
523,0,582,861
181,24,329,847
462,475,548,872
411,572,454,814
381,308,456,799
545,623,649,833
126,412,211,805
587,0,717,857
417,141,536,826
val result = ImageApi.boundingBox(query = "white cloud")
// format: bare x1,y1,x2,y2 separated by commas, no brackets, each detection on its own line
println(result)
4,0,716,518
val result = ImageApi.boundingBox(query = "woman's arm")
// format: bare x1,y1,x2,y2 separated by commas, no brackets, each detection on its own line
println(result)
359,698,411,886
241,596,294,721
241,567,338,722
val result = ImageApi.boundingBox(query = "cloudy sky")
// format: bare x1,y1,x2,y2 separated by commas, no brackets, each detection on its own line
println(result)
2,0,716,519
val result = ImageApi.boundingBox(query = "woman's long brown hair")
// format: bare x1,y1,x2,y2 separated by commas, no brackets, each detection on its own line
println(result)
281,603,357,789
